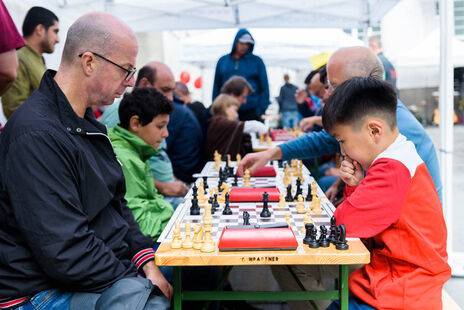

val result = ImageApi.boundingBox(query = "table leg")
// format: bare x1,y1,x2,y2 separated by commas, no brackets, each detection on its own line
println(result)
174,266,182,310
339,265,349,310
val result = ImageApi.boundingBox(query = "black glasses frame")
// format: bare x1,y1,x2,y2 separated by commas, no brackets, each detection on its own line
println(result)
78,52,136,81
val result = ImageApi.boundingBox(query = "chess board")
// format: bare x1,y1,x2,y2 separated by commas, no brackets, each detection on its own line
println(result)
158,193,335,242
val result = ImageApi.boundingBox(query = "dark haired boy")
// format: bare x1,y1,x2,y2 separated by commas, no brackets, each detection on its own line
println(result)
108,87,174,243
323,77,450,309
2,6,59,118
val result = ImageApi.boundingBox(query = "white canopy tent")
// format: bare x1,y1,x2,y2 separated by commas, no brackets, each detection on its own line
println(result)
5,0,399,32
180,28,364,70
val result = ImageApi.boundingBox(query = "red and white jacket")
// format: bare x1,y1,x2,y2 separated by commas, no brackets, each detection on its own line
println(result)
334,134,451,310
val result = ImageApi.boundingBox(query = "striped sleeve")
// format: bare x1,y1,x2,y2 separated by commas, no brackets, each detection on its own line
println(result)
0,296,30,309
132,248,155,270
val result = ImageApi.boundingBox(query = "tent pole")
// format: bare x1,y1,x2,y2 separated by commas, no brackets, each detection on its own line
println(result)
439,0,462,276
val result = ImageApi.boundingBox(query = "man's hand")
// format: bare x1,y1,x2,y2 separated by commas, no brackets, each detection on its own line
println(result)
237,147,283,176
339,156,363,187
142,261,173,300
154,180,188,197
295,89,307,104
299,116,322,132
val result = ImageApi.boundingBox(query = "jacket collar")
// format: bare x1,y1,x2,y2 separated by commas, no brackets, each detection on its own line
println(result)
41,70,108,135
111,125,157,161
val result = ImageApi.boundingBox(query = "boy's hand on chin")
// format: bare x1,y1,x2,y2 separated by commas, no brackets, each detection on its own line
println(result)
339,156,364,187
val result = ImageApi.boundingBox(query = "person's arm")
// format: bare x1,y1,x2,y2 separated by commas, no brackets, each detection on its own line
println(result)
334,158,410,238
279,129,340,160
6,132,136,291
0,49,18,95
212,59,223,101
154,179,188,197
1,58,30,118
237,146,283,176
299,116,322,131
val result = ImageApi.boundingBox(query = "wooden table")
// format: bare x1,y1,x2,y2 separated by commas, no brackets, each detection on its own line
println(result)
155,240,369,310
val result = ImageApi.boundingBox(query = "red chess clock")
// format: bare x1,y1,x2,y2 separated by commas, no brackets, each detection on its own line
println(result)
237,166,276,177
218,224,298,251
229,187,280,202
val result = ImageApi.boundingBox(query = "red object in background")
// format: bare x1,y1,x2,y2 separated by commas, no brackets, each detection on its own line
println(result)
218,226,298,251
180,71,190,84
229,187,280,202
194,77,202,89
237,166,276,177
269,129,295,141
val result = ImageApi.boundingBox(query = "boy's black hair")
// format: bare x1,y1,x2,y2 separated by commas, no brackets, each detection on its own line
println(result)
322,77,397,134
22,7,59,38
304,70,318,85
318,65,327,84
119,87,173,130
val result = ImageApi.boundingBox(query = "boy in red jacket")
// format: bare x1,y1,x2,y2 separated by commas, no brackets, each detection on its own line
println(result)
323,77,450,310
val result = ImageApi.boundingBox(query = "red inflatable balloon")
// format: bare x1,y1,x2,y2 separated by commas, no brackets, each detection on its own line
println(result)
180,71,190,84
194,77,202,89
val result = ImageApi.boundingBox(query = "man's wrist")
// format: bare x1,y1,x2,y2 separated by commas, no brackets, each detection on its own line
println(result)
268,146,283,161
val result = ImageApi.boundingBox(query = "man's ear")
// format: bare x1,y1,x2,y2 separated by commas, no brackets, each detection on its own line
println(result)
80,52,97,78
129,115,141,133
137,77,152,88
34,24,46,38
367,119,383,143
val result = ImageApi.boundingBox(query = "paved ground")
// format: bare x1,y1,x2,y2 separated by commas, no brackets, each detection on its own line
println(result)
426,125,464,308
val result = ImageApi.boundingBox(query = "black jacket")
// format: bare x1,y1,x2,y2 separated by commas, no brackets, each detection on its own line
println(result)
0,71,154,298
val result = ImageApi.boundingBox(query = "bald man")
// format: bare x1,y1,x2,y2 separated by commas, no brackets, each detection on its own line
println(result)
0,13,171,309
238,46,442,202
239,47,442,310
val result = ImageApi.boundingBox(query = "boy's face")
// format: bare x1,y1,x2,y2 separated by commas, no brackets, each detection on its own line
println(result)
331,121,377,171
136,114,170,150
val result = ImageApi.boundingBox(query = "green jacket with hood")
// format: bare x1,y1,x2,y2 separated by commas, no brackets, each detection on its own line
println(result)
108,125,174,240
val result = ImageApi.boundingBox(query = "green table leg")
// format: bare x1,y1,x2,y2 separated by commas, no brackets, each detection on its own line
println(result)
174,267,182,310
339,265,349,310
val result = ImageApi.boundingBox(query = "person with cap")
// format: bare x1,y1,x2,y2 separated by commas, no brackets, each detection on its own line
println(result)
212,29,270,121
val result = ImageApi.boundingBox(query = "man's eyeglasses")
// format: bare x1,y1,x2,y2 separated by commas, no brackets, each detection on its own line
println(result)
78,52,136,82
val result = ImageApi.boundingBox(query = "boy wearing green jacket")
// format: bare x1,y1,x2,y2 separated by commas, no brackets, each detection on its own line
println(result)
108,87,174,241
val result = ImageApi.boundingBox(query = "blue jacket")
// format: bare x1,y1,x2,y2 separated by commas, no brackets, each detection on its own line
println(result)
166,96,203,183
212,29,270,116
277,82,298,112
280,100,443,202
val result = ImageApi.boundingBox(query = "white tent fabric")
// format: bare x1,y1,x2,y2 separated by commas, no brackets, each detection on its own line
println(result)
5,0,399,32
180,28,364,70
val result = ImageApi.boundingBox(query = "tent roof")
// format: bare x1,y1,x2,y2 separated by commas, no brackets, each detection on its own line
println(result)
8,0,399,32
180,28,364,70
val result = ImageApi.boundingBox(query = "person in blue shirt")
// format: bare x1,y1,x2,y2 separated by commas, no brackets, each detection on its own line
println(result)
212,29,270,121
238,46,442,204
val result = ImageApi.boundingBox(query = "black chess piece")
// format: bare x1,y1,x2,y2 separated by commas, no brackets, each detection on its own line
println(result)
192,184,198,198
303,223,314,245
335,224,349,250
190,196,200,215
222,193,232,215
328,216,337,244
306,183,312,201
208,196,215,214
285,184,293,202
308,226,319,248
319,225,330,247
212,194,219,214
228,166,234,178
260,191,271,217
278,160,283,168
233,174,238,186
294,178,303,201
218,179,223,192
243,211,250,225
219,167,223,179
203,176,209,190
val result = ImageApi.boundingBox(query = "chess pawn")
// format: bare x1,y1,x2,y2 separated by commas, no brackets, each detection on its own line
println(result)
236,154,241,166
182,221,193,249
278,193,286,208
201,224,215,253
296,194,306,214
285,212,291,226
243,169,251,187
193,224,203,250
311,181,318,197
203,203,213,225
259,133,264,144
227,154,231,167
301,209,313,233
312,197,322,214
198,186,207,204
217,188,226,204
171,220,182,249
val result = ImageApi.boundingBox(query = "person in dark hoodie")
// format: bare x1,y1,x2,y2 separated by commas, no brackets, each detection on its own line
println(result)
212,29,270,121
